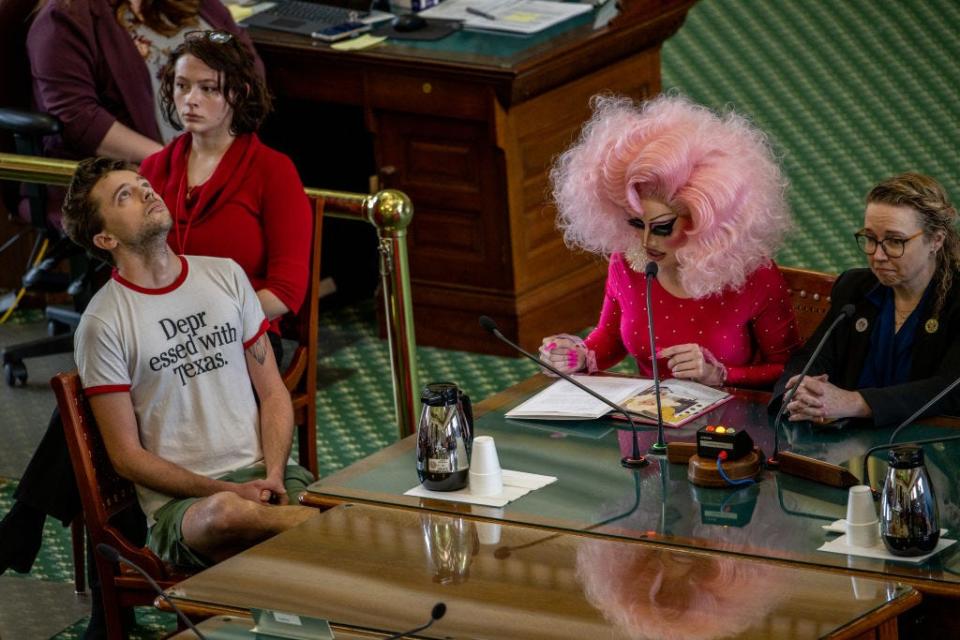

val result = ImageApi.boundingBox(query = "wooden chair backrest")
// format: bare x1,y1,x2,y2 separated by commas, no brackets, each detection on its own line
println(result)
51,372,170,576
279,197,323,478
778,266,837,345
53,371,193,639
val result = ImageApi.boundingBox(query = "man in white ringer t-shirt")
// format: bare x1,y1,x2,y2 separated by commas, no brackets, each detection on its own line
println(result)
61,157,316,568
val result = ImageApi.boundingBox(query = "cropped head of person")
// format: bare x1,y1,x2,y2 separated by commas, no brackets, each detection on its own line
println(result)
159,30,272,137
551,93,790,298
62,157,170,263
858,172,959,318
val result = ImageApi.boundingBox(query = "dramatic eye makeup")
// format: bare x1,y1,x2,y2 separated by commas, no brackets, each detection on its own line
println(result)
627,217,677,237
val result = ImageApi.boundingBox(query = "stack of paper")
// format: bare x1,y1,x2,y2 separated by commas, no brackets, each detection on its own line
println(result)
420,0,592,34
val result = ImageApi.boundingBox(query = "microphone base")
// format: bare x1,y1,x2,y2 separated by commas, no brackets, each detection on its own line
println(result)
648,441,668,455
688,450,762,487
621,455,649,468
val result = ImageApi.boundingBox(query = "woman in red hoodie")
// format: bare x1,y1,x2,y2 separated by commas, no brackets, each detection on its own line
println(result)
140,30,311,358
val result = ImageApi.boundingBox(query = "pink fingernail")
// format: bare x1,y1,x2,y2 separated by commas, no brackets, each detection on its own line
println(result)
568,353,577,365
546,342,557,351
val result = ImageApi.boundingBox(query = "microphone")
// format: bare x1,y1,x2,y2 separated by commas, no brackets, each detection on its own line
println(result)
768,303,856,468
861,371,960,491
644,262,667,454
479,315,648,468
96,543,207,639
382,602,446,639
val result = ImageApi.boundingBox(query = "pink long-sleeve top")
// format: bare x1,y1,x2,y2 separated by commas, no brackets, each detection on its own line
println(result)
584,254,801,388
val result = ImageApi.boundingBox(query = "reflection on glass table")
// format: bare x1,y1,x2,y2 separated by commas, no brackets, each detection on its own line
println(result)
166,504,918,640
304,378,960,591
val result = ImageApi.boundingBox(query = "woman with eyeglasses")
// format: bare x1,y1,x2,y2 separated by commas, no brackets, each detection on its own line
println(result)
140,31,311,356
538,94,801,388
774,173,960,427
27,0,259,162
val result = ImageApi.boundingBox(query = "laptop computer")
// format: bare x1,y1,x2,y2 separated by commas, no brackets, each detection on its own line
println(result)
242,0,393,38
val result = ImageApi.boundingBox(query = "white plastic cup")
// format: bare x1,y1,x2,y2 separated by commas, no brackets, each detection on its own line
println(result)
846,485,879,548
469,436,503,497
846,485,878,525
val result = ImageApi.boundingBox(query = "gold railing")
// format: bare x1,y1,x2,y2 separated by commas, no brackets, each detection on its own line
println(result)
0,152,420,438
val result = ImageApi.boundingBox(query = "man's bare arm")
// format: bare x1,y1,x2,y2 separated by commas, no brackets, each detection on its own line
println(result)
245,333,295,498
89,392,269,503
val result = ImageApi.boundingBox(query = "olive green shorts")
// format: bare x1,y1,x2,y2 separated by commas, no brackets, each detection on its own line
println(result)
147,464,314,569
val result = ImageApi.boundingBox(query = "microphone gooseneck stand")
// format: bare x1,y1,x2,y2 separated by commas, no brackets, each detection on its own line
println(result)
96,543,208,640
644,262,667,455
861,372,960,493
383,603,447,640
768,303,856,468
478,315,648,468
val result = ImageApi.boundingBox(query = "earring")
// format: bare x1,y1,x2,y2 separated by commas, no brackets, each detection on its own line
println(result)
625,243,647,273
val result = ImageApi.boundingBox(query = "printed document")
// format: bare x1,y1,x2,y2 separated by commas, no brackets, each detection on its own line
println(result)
420,0,592,34
506,376,650,420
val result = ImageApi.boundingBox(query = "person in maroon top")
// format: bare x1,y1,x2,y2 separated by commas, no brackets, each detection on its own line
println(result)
27,0,260,163
140,31,312,356
539,95,801,388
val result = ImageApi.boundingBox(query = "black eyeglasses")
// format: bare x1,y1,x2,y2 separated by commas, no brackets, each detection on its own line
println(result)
184,30,234,44
627,217,677,237
854,230,924,258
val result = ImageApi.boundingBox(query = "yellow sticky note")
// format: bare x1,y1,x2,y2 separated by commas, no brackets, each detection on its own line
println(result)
331,34,387,51
227,4,254,21
503,11,540,23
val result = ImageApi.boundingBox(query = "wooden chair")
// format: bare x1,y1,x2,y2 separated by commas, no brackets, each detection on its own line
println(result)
778,265,838,345
51,371,194,640
280,197,323,478
62,197,325,602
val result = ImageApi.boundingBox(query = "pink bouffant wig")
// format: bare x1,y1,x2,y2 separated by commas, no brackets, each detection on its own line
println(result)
552,94,791,298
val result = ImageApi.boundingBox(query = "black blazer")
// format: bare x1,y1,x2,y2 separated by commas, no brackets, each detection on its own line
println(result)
771,268,960,427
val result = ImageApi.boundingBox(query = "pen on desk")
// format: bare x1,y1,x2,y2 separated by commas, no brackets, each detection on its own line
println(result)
466,6,497,20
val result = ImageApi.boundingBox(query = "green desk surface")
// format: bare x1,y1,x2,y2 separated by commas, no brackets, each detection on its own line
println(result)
307,379,960,592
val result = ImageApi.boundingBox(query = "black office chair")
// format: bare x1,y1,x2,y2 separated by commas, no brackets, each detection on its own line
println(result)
0,109,102,386
0,0,96,387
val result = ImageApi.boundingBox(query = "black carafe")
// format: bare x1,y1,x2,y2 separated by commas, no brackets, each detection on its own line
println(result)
416,383,473,491
881,445,940,556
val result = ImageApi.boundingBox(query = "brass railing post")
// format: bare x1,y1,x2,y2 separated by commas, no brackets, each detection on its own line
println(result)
1,152,419,440
366,190,418,438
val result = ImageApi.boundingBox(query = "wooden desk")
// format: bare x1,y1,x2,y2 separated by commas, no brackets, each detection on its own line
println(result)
166,503,918,639
250,2,697,354
301,376,960,625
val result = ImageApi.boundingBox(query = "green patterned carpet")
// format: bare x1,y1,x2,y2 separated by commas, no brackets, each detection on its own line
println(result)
662,0,960,273
4,1,960,636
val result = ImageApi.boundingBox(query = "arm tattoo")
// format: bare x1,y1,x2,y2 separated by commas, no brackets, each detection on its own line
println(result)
248,335,267,365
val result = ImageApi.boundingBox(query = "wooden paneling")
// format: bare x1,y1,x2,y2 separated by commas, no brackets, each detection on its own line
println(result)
252,3,695,353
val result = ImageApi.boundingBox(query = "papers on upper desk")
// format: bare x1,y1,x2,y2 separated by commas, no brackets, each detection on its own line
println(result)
505,375,733,427
419,0,592,34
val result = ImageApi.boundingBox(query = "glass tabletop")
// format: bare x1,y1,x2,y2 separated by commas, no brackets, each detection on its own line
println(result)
168,503,917,640
306,380,960,591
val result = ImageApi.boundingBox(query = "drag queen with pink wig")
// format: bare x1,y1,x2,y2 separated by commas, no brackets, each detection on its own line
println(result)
540,94,800,388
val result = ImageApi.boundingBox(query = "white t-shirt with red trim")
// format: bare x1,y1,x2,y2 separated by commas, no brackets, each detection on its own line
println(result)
74,255,269,521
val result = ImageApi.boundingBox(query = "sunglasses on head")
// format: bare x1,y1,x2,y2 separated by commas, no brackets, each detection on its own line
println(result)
627,217,677,237
184,30,234,44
